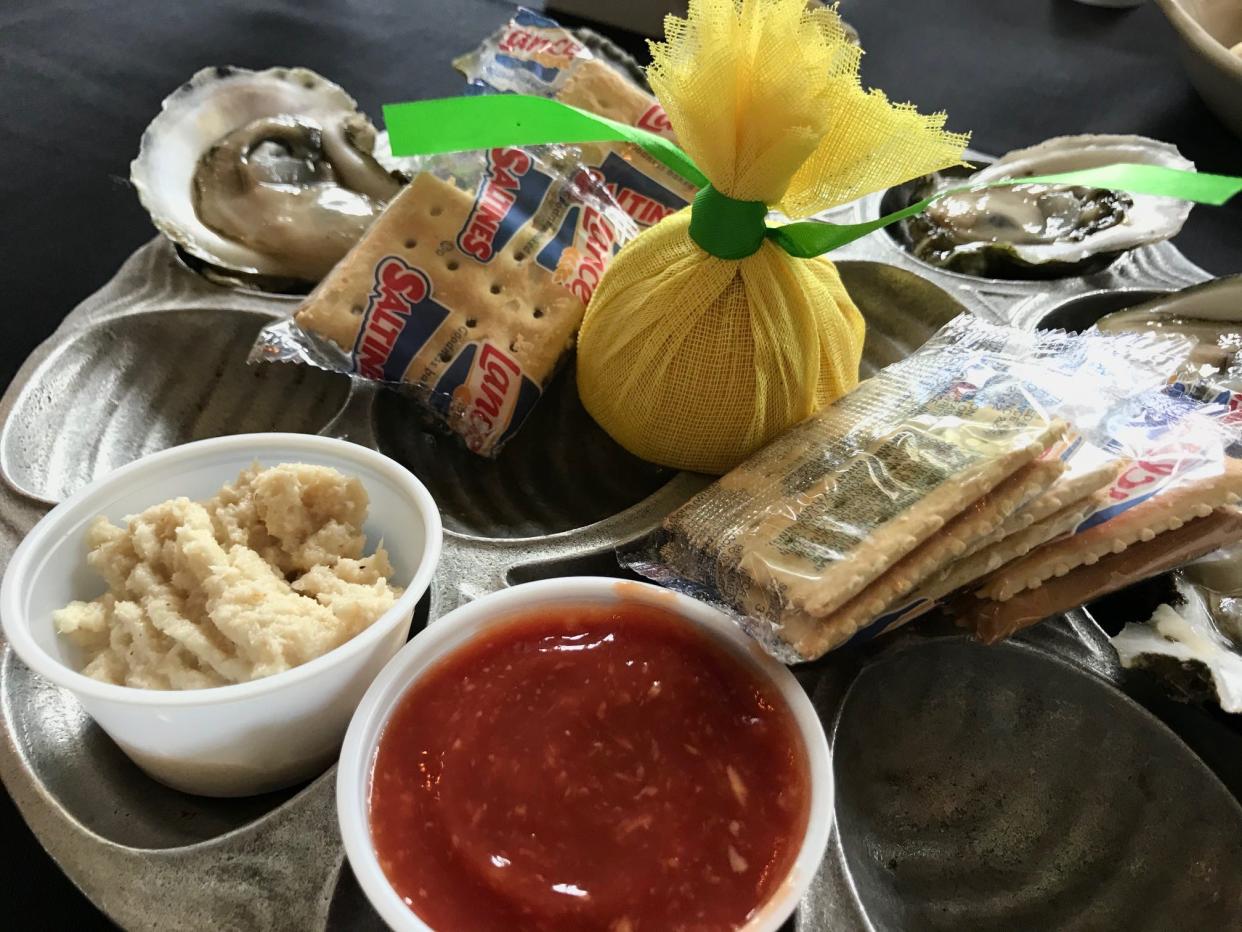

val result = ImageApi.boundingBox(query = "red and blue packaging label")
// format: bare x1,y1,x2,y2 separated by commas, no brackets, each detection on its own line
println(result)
350,253,543,455
352,257,447,383
456,7,695,230
332,142,634,457
457,148,555,263
429,341,542,454
489,8,586,84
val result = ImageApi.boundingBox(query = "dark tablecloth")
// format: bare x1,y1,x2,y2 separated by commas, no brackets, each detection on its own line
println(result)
1,0,1239,925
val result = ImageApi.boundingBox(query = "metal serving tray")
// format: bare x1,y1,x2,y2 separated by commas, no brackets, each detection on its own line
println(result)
2,180,1239,930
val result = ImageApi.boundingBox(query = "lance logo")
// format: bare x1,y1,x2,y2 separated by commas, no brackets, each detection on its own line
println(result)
636,103,675,139
1078,433,1214,533
497,24,584,65
431,341,541,454
1110,456,1177,501
352,256,445,383
456,343,525,452
561,202,619,305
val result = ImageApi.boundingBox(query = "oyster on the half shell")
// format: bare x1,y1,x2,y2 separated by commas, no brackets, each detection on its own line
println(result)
1095,275,1242,384
131,66,402,286
898,135,1195,279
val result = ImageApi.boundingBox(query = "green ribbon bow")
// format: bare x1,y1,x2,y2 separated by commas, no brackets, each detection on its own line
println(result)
383,95,1242,261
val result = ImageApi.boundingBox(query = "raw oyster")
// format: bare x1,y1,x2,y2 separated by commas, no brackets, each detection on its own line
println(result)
131,66,402,286
1095,275,1242,383
1112,566,1242,712
897,135,1194,279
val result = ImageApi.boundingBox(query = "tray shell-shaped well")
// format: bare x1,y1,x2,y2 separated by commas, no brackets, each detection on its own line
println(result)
0,308,350,504
831,638,1242,930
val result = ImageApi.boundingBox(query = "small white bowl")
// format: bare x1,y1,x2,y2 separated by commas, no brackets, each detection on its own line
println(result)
338,577,833,932
1,433,441,797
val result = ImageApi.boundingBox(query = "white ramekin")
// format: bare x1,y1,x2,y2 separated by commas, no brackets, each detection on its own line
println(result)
338,577,833,932
1,433,442,797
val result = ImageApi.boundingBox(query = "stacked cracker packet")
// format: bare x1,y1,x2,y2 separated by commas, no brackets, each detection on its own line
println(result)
452,7,698,230
955,381,1242,643
250,6,714,458
625,315,1220,663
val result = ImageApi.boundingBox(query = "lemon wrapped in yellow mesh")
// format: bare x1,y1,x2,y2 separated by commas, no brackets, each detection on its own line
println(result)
576,0,969,473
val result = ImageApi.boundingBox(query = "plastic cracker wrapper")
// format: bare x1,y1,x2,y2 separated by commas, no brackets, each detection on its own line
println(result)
252,145,637,456
453,7,697,230
957,382,1242,643
622,315,1195,663
856,434,1128,640
911,437,1124,597
961,509,1242,646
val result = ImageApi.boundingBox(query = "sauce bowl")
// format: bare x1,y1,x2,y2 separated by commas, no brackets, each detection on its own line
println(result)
1,433,441,797
337,577,833,932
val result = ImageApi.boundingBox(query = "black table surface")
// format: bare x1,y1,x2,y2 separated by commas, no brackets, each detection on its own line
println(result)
1,0,1239,926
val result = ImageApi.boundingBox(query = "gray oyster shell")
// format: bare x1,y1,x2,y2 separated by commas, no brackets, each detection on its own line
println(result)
1095,275,1242,385
1113,562,1242,712
131,66,399,286
900,135,1195,279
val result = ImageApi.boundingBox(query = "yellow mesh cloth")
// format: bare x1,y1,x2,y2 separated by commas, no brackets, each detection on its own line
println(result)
576,0,969,474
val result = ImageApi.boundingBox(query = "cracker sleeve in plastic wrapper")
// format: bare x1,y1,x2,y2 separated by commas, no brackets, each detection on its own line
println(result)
956,378,1242,643
622,314,1197,663
250,145,637,457
451,7,697,230
573,0,970,474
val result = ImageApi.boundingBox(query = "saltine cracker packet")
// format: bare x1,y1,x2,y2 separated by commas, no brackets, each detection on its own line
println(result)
960,508,1242,645
452,7,697,230
622,316,1193,662
954,383,1242,643
252,145,637,456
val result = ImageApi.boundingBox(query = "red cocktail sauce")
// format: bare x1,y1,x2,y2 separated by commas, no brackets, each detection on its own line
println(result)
368,601,811,931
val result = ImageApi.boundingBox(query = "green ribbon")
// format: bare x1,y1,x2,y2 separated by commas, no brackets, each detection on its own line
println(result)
383,95,1242,261
384,95,706,188
690,186,768,259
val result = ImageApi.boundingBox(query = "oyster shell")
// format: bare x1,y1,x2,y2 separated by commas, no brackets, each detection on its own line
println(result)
898,135,1195,279
1095,275,1242,383
131,66,401,285
1112,565,1242,712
